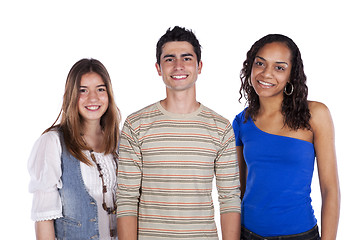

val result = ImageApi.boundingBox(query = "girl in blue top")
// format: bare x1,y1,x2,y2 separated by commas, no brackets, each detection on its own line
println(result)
233,34,340,239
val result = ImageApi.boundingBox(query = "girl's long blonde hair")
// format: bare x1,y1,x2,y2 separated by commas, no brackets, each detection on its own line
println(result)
45,58,120,165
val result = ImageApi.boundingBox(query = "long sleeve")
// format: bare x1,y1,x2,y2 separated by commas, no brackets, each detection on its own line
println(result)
116,118,143,217
215,122,241,214
28,131,63,221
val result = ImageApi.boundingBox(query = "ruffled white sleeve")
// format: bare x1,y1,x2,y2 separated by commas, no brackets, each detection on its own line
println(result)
28,130,63,221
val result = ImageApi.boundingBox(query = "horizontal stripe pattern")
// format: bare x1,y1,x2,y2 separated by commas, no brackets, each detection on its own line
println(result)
116,102,241,239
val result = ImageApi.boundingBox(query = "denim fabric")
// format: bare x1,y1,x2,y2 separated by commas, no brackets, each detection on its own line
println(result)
55,132,99,240
241,225,320,240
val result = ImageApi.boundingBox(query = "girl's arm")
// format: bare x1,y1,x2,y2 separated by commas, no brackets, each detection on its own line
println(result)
35,220,55,240
310,101,340,240
28,131,63,238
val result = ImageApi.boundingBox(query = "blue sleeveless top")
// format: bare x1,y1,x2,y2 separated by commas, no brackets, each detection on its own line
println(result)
233,109,317,237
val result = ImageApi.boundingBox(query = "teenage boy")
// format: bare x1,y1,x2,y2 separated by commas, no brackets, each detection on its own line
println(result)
116,26,241,240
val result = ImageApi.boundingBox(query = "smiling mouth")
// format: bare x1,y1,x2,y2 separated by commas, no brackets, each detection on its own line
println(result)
85,106,101,110
171,75,188,80
258,80,275,87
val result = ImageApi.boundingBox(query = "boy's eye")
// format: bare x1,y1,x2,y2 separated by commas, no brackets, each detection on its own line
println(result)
184,57,192,61
165,58,174,62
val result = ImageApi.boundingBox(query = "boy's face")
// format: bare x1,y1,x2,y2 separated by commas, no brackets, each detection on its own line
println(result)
156,41,202,92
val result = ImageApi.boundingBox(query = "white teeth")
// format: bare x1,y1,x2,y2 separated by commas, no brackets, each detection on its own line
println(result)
258,80,274,86
86,106,100,110
172,75,187,79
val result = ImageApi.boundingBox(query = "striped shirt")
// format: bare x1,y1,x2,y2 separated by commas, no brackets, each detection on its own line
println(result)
116,102,241,239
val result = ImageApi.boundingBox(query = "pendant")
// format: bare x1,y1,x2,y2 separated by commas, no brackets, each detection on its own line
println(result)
110,229,116,237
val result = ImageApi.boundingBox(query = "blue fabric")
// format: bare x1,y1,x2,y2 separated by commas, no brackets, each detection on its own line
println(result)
233,109,317,237
54,132,100,240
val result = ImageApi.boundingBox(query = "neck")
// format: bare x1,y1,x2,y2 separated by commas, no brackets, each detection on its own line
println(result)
81,121,104,151
162,87,199,114
258,95,283,116
82,120,102,136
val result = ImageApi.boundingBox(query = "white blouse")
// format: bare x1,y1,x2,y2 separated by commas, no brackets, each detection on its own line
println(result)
28,131,118,240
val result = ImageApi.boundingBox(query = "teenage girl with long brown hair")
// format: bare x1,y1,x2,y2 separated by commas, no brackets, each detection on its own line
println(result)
28,58,120,239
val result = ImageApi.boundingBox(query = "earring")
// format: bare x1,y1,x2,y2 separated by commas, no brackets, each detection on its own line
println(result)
284,82,294,96
248,78,252,87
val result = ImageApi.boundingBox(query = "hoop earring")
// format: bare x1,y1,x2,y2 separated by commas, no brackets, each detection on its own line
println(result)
284,82,294,96
248,78,252,87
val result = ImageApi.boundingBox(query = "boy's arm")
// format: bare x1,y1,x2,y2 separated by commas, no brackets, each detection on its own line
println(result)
220,212,241,240
116,118,142,239
117,216,138,240
215,122,241,239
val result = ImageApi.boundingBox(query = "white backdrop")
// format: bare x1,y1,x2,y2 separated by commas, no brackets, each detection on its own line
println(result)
1,0,358,238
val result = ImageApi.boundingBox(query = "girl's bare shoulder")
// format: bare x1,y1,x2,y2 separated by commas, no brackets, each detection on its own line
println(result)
308,101,333,131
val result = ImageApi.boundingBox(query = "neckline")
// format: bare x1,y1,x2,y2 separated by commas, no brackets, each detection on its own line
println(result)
156,101,203,118
249,116,314,145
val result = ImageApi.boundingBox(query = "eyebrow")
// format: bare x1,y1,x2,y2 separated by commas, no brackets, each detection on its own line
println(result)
163,53,194,59
181,53,194,58
255,56,289,66
79,84,106,88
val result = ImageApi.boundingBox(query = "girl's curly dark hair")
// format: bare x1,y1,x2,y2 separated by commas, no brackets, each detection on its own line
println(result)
239,34,311,130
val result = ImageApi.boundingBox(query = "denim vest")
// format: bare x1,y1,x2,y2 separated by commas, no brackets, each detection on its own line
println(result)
55,133,100,240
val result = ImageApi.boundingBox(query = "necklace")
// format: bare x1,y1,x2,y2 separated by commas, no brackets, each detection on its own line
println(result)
89,150,117,238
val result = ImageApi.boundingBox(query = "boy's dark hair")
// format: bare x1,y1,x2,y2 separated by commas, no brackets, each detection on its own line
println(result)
156,26,202,64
